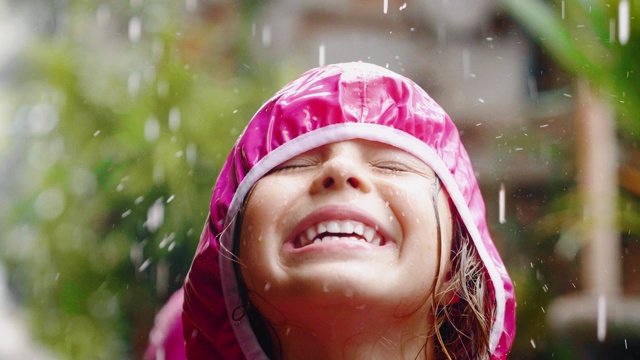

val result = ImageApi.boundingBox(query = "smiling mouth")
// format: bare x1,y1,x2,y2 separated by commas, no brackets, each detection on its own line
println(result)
295,220,386,248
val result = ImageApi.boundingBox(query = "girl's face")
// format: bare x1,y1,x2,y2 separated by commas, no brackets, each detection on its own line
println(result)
238,140,453,322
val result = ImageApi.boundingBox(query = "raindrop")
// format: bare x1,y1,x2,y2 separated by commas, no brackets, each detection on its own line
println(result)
145,116,160,142
175,151,183,157
121,209,132,218
135,196,144,205
597,295,607,342
153,164,165,184
169,107,180,132
166,195,175,203
93,130,101,136
128,17,142,42
167,242,176,252
146,198,165,232
264,282,271,291
383,0,388,14
344,288,354,298
399,2,406,11
139,258,151,272
262,25,271,47
499,183,506,224
478,98,485,104
530,339,536,349
561,1,565,19
540,124,549,128
618,0,630,45
318,44,325,67
159,233,175,248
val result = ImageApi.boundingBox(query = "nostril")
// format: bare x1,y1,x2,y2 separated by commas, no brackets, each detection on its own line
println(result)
347,177,359,188
323,177,335,188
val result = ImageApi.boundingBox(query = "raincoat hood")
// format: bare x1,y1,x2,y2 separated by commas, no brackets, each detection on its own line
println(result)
182,62,515,359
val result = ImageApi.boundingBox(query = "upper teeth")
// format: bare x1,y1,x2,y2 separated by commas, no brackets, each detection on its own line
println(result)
297,220,383,247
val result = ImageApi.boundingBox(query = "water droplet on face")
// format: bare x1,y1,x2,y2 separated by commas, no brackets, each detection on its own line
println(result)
264,282,271,292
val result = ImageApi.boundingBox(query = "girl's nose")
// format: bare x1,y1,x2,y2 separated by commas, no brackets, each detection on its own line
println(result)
310,157,372,194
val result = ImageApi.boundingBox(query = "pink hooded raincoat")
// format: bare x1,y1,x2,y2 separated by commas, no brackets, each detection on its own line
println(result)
146,61,515,359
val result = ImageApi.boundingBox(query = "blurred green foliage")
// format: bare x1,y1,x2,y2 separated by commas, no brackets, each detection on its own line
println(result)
501,0,640,139
500,0,640,357
1,0,286,358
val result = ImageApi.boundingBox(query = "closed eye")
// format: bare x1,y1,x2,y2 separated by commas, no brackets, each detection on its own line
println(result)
371,162,413,173
269,158,318,174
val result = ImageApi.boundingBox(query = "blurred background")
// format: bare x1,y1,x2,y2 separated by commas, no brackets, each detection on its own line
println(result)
0,0,638,359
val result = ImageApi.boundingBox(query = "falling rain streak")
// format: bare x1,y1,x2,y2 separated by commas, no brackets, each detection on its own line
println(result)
499,183,506,224
383,0,388,14
618,0,630,45
597,295,607,342
319,44,325,67
128,17,142,42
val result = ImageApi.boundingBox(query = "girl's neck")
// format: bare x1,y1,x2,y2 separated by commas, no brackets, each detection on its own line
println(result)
268,302,435,360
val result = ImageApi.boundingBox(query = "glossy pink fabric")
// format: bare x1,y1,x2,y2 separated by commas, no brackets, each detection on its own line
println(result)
144,288,186,360
150,62,515,359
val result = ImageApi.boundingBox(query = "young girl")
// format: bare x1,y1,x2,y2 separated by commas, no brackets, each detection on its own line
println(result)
146,62,515,359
